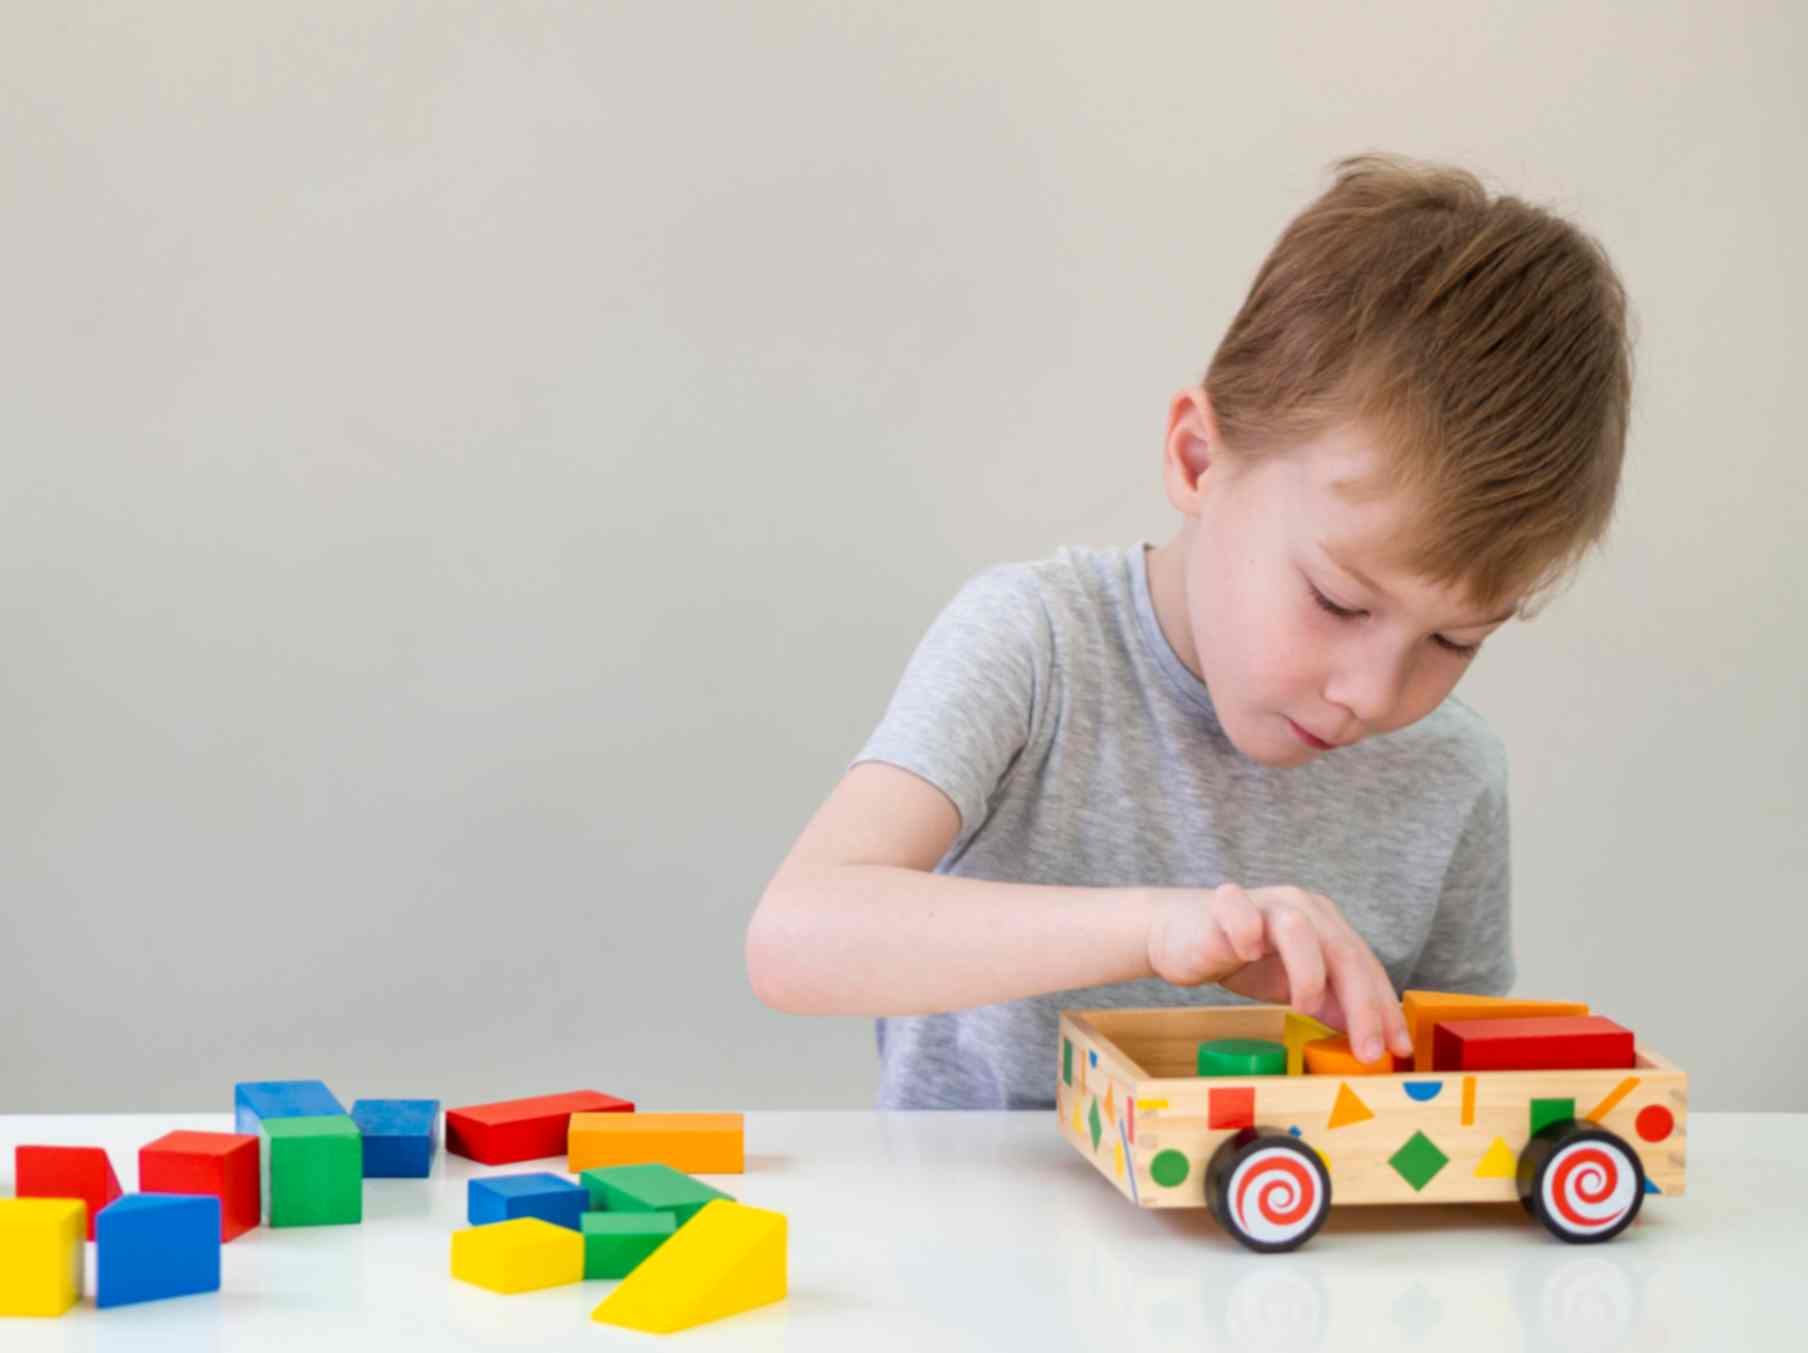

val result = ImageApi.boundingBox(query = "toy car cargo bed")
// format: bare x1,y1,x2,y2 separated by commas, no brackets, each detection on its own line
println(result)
1058,1004,1687,1251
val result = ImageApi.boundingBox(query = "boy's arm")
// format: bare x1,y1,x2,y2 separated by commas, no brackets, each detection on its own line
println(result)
746,761,1159,1016
746,761,1416,1063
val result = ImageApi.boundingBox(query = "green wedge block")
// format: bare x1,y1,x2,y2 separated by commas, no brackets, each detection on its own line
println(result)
263,1115,362,1227
579,1163,733,1227
581,1210,676,1279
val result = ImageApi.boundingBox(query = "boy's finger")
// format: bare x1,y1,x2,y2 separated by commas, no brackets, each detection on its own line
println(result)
1323,940,1389,1063
1263,905,1327,1018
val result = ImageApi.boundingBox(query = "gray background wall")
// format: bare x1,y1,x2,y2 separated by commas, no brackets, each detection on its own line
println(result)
4,2,1802,1114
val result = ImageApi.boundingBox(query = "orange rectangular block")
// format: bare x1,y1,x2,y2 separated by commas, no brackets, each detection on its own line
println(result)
1401,991,1590,1072
568,1113,745,1174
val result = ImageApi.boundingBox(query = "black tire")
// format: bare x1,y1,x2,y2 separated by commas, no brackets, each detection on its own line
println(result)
1206,1127,1333,1254
1516,1119,1646,1244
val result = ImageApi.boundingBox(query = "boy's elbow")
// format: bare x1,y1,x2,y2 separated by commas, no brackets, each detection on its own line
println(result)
745,889,808,1014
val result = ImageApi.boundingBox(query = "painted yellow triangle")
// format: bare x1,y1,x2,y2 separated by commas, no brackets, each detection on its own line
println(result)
1328,1082,1374,1129
1113,1141,1123,1178
1284,1011,1340,1076
1474,1137,1516,1179
591,1200,785,1334
1072,1097,1083,1139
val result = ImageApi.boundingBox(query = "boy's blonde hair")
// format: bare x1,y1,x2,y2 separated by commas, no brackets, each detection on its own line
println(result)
1204,152,1634,619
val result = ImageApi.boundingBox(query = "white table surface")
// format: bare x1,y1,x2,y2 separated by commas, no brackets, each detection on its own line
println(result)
0,1111,1800,1351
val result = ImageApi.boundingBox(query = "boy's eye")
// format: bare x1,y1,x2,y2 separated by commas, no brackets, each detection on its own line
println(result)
1308,582,1481,658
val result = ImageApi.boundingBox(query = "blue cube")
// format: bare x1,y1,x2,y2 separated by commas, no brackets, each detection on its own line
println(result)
96,1194,222,1308
467,1173,587,1230
351,1098,440,1178
234,1079,346,1136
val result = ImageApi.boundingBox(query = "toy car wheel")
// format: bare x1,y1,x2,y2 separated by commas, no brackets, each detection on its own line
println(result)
1206,1127,1332,1253
1516,1119,1646,1244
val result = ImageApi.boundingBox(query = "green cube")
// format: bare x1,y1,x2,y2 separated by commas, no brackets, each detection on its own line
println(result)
581,1210,675,1279
263,1115,362,1227
578,1163,733,1227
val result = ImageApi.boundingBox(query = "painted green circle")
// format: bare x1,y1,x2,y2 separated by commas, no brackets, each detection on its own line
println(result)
1196,1037,1288,1076
1150,1149,1190,1188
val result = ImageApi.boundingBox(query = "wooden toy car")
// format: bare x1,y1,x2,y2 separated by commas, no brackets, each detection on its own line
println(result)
1057,1004,1686,1252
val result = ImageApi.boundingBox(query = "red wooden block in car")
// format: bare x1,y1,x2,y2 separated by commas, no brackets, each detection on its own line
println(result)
445,1090,634,1165
1431,1015,1636,1072
15,1145,123,1240
139,1131,262,1242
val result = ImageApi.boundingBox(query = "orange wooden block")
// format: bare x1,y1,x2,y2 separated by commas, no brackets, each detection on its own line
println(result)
1302,1035,1396,1076
568,1113,744,1174
1400,991,1590,1072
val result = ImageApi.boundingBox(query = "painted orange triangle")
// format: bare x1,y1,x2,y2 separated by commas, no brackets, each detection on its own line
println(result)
1328,1082,1374,1129
1105,1085,1115,1123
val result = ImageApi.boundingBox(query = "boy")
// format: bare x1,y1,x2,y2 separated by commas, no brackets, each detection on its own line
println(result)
746,153,1632,1110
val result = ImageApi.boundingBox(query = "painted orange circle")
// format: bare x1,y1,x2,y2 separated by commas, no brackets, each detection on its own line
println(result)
1635,1104,1674,1142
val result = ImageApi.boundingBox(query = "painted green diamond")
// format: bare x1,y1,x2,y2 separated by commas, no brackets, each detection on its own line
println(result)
1088,1097,1103,1151
1388,1130,1449,1192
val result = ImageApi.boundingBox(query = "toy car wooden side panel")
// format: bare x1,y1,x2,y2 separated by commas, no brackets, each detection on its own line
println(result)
1058,1006,1686,1209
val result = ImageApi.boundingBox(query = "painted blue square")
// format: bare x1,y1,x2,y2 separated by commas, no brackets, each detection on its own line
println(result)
351,1099,440,1178
468,1172,587,1230
96,1194,222,1308
234,1079,347,1135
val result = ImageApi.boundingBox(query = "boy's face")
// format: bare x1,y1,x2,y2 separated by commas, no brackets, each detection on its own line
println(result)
1154,388,1515,767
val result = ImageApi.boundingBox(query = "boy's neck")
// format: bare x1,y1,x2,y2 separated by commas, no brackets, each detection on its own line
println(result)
1144,531,1204,683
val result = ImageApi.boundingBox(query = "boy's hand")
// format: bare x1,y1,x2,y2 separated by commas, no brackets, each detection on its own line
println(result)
1146,883,1415,1066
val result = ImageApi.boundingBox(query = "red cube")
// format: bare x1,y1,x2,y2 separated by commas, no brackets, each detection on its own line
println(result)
139,1130,262,1242
445,1089,633,1165
1431,1015,1636,1072
15,1145,123,1241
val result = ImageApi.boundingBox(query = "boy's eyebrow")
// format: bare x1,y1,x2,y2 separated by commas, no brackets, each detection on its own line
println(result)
1321,544,1515,628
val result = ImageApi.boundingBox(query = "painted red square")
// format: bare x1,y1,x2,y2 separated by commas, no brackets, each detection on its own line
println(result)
140,1130,262,1241
1209,1086,1255,1130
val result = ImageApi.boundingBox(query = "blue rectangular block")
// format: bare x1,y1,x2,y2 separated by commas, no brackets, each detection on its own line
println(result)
467,1172,587,1230
234,1079,347,1136
351,1099,441,1178
97,1194,222,1308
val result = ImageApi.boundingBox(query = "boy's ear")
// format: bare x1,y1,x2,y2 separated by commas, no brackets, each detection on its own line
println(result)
1162,386,1223,517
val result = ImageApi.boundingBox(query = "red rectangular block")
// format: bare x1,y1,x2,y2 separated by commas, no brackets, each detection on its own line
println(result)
139,1131,262,1242
444,1089,634,1165
1432,1015,1636,1072
16,1145,123,1241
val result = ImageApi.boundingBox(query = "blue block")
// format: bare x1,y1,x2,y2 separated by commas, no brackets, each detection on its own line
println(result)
234,1079,347,1136
467,1173,587,1230
96,1194,222,1308
352,1098,441,1178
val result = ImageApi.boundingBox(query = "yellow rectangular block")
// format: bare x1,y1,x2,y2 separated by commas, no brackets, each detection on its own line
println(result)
568,1112,745,1174
0,1198,86,1317
450,1217,583,1294
592,1199,785,1334
1402,991,1591,1072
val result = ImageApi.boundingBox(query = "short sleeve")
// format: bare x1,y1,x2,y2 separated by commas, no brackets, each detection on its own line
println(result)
850,563,1054,840
1406,762,1516,996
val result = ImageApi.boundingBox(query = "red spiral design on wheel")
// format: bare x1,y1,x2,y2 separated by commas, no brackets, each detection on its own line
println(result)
1235,1153,1315,1229
1551,1145,1626,1229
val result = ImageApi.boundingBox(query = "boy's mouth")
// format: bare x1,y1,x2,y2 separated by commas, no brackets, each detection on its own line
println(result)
1287,718,1336,750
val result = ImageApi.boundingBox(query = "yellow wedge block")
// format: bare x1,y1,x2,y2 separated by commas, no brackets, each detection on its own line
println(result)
1401,991,1590,1072
591,1199,786,1334
450,1217,583,1294
0,1198,86,1317
568,1112,745,1174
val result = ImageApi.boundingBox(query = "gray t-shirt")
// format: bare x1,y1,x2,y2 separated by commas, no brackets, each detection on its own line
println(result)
852,542,1515,1110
